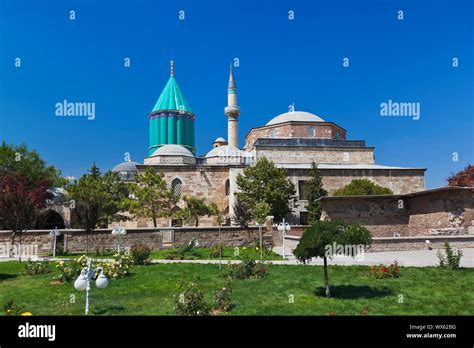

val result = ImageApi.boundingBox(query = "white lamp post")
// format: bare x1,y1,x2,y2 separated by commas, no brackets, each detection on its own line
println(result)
49,227,61,258
111,226,126,254
277,218,291,259
74,257,108,315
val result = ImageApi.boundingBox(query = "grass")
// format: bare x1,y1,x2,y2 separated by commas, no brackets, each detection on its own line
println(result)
43,246,283,261
0,261,473,315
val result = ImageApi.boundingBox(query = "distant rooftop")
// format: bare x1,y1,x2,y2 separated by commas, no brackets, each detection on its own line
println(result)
275,163,426,170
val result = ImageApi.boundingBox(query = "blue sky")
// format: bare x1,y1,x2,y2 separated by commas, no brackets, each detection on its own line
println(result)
0,0,472,188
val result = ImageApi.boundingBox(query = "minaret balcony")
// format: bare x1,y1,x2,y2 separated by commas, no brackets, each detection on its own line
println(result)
225,105,240,117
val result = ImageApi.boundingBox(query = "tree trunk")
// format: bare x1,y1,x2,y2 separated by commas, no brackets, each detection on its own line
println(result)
10,231,16,259
86,229,90,255
152,214,157,228
195,216,199,227
323,256,330,297
18,231,22,263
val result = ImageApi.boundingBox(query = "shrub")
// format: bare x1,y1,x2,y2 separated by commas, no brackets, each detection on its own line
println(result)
210,244,224,258
368,262,400,279
213,282,233,313
23,258,51,276
173,279,211,316
437,242,463,269
55,255,89,282
333,179,393,196
101,253,133,278
223,255,268,280
130,244,152,265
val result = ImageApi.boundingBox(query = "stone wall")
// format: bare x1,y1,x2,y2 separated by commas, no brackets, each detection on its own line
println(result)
0,226,263,255
245,122,346,150
256,147,375,165
319,187,474,237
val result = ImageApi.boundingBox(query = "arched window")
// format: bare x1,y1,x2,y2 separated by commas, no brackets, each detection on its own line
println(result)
171,178,182,199
268,129,276,138
307,127,316,137
225,179,230,196
171,206,183,227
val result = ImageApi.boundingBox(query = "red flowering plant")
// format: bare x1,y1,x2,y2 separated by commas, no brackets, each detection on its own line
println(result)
368,261,400,279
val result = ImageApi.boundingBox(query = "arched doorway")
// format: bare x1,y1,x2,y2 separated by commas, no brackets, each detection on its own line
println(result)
35,210,65,230
171,206,183,227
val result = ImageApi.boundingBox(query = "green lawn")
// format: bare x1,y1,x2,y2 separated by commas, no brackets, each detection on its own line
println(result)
1,261,473,315
45,246,283,261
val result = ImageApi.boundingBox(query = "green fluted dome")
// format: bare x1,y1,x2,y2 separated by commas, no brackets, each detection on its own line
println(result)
151,76,193,114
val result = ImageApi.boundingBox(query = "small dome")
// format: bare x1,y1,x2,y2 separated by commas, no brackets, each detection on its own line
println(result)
152,144,194,157
266,111,325,126
112,161,140,173
214,137,226,143
205,145,240,158
47,187,67,204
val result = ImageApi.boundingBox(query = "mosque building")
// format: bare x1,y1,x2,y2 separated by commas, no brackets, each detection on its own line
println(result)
112,61,426,227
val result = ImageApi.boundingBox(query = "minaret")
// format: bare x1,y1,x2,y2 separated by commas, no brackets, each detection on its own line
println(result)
225,64,240,148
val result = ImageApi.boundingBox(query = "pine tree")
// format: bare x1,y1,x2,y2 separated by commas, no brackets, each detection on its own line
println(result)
306,162,327,223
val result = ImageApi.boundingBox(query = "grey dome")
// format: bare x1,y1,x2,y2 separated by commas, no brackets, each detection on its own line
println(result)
112,161,140,173
205,145,240,158
266,111,325,126
214,137,226,143
152,144,194,157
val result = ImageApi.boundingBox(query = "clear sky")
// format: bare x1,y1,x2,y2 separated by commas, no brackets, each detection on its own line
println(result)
0,0,472,188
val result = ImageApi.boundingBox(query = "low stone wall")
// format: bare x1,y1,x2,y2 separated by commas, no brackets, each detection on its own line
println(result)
320,187,474,237
0,226,262,255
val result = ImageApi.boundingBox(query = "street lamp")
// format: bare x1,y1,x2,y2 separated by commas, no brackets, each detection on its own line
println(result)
49,227,61,258
74,257,108,315
277,218,291,259
111,226,126,254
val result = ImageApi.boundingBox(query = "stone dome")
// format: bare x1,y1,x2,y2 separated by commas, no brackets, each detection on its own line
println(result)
214,137,226,143
205,145,240,158
112,161,140,181
152,144,194,157
266,111,325,126
112,161,140,173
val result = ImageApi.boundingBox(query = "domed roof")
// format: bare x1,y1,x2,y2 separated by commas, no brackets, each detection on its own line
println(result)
152,144,194,157
214,137,226,143
205,145,240,158
266,111,325,126
112,161,140,173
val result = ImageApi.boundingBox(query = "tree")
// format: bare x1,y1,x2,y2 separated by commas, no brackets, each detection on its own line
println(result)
236,157,296,220
181,196,215,227
447,165,474,187
67,163,129,254
208,202,225,268
305,162,328,223
0,172,52,261
130,167,177,227
0,141,66,187
333,179,393,196
251,201,271,260
231,196,251,229
293,220,372,297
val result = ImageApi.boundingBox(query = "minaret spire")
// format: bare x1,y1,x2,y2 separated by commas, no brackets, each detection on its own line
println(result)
225,63,240,148
170,59,174,76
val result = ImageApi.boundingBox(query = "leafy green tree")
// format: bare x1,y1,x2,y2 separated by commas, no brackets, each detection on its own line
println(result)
180,196,215,227
305,162,328,223
251,201,271,260
0,141,66,187
67,163,129,254
333,179,393,196
231,196,251,229
236,157,296,220
130,167,177,227
293,220,372,297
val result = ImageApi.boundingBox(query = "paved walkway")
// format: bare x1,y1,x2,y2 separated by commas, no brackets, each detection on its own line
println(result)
1,248,473,267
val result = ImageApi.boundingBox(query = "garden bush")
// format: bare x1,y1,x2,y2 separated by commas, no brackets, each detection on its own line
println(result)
130,244,152,265
173,279,211,316
210,244,224,258
223,255,267,280
437,242,463,269
23,258,51,276
213,282,233,313
368,262,400,279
